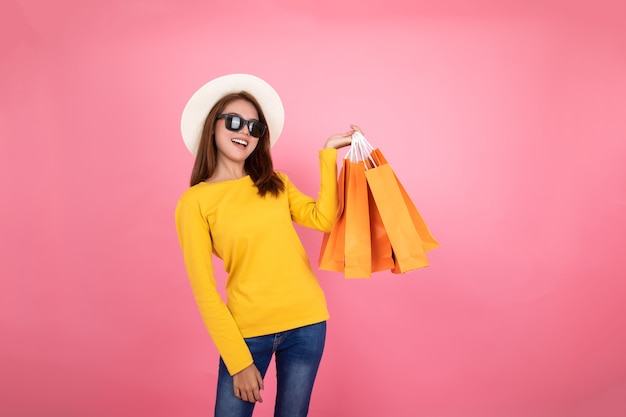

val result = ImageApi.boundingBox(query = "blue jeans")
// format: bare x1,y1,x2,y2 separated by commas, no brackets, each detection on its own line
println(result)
214,321,326,417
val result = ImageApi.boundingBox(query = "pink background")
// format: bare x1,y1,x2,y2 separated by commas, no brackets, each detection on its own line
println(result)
2,1,625,416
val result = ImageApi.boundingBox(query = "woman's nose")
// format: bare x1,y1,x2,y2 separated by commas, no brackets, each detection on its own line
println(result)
240,123,251,136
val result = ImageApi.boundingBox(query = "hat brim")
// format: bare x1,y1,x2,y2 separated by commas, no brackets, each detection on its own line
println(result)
180,73,285,156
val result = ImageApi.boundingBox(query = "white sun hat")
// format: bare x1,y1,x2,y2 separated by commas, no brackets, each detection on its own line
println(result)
180,73,285,155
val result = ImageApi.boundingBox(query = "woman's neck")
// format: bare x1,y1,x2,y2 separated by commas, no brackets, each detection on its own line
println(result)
206,161,247,183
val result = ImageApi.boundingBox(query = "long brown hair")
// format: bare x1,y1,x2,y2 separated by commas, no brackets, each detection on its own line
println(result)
189,91,285,197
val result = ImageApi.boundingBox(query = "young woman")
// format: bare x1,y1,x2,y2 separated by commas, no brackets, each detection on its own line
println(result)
175,73,358,417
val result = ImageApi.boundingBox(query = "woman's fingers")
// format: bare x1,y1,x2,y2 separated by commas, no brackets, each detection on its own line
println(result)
350,124,364,134
324,125,366,149
233,364,264,403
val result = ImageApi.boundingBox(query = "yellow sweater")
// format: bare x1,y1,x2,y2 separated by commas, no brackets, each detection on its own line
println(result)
175,149,339,375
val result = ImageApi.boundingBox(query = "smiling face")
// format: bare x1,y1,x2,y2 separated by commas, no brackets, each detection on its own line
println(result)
214,98,260,166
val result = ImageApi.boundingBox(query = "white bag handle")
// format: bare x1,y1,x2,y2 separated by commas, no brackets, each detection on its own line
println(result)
347,131,377,168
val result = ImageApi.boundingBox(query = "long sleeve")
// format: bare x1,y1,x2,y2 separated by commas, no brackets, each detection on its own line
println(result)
287,148,339,232
175,198,253,375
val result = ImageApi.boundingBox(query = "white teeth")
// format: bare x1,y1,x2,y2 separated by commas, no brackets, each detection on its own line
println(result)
232,139,248,147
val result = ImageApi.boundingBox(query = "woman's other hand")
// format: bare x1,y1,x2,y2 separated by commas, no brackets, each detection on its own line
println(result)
233,363,264,403
324,125,364,149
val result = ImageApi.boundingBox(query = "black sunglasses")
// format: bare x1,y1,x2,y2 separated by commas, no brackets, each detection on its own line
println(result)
217,114,267,138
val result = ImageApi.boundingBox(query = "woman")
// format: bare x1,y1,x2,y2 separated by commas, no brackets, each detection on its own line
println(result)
175,73,357,417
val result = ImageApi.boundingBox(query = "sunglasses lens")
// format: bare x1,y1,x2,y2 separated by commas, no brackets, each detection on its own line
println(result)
249,122,264,138
226,115,242,131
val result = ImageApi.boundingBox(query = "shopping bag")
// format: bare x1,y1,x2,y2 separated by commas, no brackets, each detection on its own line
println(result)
368,183,396,272
365,162,431,273
319,155,374,277
371,148,440,255
318,159,348,272
351,138,396,272
343,161,372,278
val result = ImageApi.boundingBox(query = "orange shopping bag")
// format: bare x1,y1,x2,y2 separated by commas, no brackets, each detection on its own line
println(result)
319,154,373,278
318,159,348,272
371,149,439,256
365,162,431,272
368,183,396,272
343,161,372,278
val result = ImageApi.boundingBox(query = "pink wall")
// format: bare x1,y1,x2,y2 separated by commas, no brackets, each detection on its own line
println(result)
2,1,625,416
